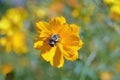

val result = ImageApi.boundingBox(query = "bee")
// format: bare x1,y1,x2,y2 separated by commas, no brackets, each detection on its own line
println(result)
49,34,60,47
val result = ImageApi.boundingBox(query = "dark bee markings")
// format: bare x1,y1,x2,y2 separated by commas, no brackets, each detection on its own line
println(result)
49,34,60,47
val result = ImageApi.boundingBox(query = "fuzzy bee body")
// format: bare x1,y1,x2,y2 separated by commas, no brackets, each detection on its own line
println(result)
49,34,60,47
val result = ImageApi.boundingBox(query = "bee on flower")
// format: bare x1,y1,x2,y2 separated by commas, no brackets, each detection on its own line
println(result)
34,16,83,68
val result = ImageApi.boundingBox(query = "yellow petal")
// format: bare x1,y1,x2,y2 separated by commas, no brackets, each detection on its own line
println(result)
59,24,70,35
50,16,66,25
70,24,80,35
59,44,78,61
61,35,83,50
104,0,114,4
49,16,66,33
59,24,80,38
110,4,120,15
34,37,47,49
39,31,51,38
50,46,64,68
64,49,78,61
36,21,49,32
41,46,56,61
0,17,11,33
2,64,13,75
34,40,44,49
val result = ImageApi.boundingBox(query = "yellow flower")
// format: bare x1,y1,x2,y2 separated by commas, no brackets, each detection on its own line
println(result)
34,16,83,68
104,0,120,5
104,0,114,4
71,5,94,23
0,17,12,35
0,8,28,35
100,71,112,80
110,4,120,20
104,0,120,20
6,7,28,25
0,31,28,54
1,64,13,75
34,7,47,18
0,8,28,54
11,32,28,53
116,61,120,73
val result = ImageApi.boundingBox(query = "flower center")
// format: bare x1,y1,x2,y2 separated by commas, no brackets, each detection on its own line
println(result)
49,34,60,47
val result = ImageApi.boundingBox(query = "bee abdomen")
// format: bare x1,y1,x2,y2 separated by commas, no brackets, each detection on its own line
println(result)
49,39,56,47
48,34,60,47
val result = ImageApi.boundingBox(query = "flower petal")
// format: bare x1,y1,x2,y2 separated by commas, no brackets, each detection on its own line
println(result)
36,21,49,32
49,16,66,33
34,40,44,50
50,46,64,68
63,47,78,61
34,37,46,49
70,24,80,35
59,44,78,61
50,16,66,25
41,46,56,62
61,34,83,50
39,31,51,38
60,23,80,36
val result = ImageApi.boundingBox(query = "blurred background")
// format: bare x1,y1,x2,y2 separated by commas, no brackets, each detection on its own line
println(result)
0,0,120,80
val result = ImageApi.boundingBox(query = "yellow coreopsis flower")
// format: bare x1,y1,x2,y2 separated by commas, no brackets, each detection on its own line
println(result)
34,16,83,68
0,8,28,54
104,0,120,5
71,5,94,23
104,0,114,4
0,31,28,53
104,0,120,20
0,17,11,34
110,4,120,20
100,71,112,80
6,7,28,25
1,64,13,75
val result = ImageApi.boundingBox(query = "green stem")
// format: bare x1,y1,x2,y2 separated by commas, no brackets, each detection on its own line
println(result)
80,52,96,80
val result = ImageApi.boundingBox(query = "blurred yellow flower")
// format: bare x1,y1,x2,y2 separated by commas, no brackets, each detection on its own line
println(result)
1,64,13,75
110,4,120,20
104,0,120,20
104,0,114,4
0,17,11,34
100,71,112,80
1,31,28,53
0,8,28,54
6,7,28,27
34,16,83,68
71,5,93,23
0,7,28,34
116,62,120,73
72,8,80,18
66,0,79,8
34,7,47,19
104,0,120,5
